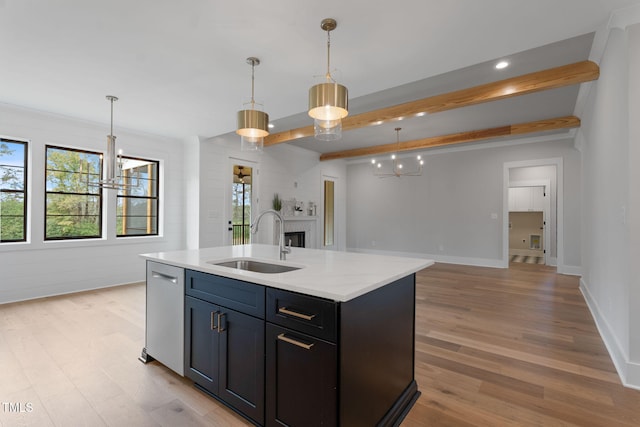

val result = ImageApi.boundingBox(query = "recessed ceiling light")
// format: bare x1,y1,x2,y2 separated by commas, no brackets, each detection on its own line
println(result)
495,61,509,70
268,123,274,129
416,112,426,117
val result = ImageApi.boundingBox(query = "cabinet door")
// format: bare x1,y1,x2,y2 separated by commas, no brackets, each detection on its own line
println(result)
266,324,337,427
185,296,220,395
219,309,265,425
531,186,545,211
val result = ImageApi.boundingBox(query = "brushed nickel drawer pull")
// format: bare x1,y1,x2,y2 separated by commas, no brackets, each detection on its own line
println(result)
211,311,218,331
151,271,178,284
278,307,316,321
217,312,226,332
277,333,314,350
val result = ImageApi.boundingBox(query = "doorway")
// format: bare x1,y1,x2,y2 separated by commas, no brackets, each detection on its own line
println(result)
508,184,549,265
503,159,563,269
231,163,254,245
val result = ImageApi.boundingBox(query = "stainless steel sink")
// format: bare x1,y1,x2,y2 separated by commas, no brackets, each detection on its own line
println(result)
210,259,301,274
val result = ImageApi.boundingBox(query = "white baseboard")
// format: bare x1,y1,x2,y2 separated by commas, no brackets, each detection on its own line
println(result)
557,264,582,276
0,280,142,305
347,248,505,269
580,278,640,390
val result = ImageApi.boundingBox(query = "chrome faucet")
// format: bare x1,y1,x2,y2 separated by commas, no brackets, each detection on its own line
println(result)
251,209,291,260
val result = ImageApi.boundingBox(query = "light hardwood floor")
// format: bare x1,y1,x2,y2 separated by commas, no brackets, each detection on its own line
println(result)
1,263,639,426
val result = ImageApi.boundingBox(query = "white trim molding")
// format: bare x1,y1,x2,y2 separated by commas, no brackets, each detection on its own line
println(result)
581,278,640,391
610,4,640,31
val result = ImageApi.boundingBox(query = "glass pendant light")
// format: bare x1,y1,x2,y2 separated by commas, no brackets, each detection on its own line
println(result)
237,57,269,152
308,18,348,141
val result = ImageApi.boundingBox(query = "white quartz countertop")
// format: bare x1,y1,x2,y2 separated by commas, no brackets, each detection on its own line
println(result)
140,244,434,302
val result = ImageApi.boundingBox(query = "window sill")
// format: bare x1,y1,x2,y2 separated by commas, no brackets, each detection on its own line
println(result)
0,234,167,252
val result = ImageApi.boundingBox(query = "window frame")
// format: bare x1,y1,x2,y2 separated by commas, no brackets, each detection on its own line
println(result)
116,155,160,238
44,145,103,241
0,138,28,243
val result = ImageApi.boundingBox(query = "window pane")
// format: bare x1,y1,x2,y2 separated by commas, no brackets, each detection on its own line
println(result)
46,193,101,216
0,193,25,241
45,146,102,240
0,165,25,190
118,159,158,197
46,215,100,239
46,148,101,194
117,197,158,236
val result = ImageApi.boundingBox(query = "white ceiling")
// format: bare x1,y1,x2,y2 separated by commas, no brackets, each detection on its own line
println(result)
2,0,639,153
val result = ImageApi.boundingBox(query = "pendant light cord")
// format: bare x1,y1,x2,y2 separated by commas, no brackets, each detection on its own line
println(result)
250,61,256,110
326,28,332,82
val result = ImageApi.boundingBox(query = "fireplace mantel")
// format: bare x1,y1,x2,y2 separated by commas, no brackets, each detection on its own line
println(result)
283,216,318,221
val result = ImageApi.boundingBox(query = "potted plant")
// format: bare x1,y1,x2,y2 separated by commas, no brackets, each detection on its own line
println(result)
272,193,282,212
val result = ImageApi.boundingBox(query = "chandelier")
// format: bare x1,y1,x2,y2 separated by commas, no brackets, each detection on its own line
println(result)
93,95,139,190
371,128,424,177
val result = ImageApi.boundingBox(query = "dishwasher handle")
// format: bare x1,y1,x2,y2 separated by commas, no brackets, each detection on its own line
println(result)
151,271,178,284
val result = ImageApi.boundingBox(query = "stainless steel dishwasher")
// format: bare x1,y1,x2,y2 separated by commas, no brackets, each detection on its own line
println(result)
139,260,185,376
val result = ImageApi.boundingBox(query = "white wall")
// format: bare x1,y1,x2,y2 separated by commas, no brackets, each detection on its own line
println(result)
346,138,581,270
628,22,640,389
196,135,347,251
579,20,640,388
0,104,186,303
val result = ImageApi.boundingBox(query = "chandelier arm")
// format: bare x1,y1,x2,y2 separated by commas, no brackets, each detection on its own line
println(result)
371,127,424,178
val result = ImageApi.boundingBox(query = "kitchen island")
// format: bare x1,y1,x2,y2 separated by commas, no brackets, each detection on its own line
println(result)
141,244,433,427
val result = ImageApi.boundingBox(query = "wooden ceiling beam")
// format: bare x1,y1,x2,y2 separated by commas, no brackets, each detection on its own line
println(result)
265,60,598,147
318,116,580,161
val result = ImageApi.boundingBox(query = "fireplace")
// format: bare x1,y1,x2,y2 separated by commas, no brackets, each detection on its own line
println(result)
284,231,305,248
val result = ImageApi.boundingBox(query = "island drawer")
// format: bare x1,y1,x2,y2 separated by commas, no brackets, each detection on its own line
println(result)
186,270,265,318
266,288,337,342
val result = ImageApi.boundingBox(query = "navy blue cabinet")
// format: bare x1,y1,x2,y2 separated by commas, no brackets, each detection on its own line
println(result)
184,269,418,427
185,271,265,425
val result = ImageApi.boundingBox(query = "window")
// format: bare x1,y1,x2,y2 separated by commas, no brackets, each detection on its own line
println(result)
0,138,27,242
117,157,159,237
45,146,102,240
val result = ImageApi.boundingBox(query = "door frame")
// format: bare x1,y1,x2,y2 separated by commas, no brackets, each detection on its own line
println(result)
502,158,564,269
321,174,338,251
226,157,259,246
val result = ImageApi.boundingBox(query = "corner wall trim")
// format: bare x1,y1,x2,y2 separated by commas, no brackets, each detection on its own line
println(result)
580,278,640,390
